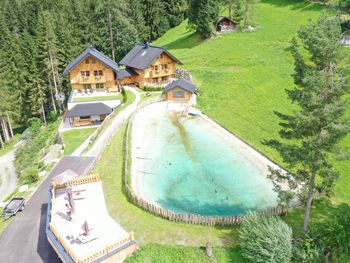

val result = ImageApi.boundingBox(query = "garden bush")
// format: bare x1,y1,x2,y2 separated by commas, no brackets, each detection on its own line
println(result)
15,120,59,176
239,213,293,263
143,86,163,92
121,87,127,103
21,166,40,184
293,204,350,262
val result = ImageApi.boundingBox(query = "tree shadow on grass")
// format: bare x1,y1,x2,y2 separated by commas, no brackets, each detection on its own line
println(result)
161,32,205,50
261,0,326,12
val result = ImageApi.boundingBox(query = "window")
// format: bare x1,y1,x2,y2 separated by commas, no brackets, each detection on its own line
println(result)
161,76,168,82
173,90,185,98
85,59,90,64
160,54,163,59
92,59,96,64
80,116,90,120
95,83,105,91
162,64,168,69
83,84,92,90
81,71,90,78
152,78,158,84
94,70,103,77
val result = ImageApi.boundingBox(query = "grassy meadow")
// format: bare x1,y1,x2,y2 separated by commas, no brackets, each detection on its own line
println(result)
95,0,350,261
154,0,350,204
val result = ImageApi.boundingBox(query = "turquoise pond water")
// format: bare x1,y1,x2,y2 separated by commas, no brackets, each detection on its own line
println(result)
132,107,277,216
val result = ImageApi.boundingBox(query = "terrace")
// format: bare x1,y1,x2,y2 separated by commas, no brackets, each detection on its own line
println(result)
70,89,121,103
47,174,137,263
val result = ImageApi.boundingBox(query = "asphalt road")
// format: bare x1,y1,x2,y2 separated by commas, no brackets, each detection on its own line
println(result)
0,156,95,263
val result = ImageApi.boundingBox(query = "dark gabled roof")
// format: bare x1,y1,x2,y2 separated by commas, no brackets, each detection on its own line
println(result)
119,43,182,70
216,16,236,24
116,67,138,80
164,78,197,94
63,45,119,76
67,103,112,117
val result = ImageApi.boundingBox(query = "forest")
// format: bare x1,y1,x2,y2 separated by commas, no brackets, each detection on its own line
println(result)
0,0,187,145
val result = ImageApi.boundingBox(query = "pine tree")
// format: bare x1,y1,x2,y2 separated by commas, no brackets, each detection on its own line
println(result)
36,11,62,113
266,14,350,232
241,0,257,29
128,0,148,42
188,0,219,38
142,0,170,41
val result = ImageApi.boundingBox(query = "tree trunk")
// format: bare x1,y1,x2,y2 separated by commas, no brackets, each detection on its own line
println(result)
1,117,10,142
205,242,213,257
108,12,115,61
303,171,316,232
41,103,47,125
0,131,4,149
6,113,14,138
48,73,57,113
49,51,61,112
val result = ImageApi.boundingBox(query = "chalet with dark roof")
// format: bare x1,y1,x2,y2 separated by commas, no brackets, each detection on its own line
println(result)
163,78,196,102
63,45,119,92
67,103,113,126
119,43,182,88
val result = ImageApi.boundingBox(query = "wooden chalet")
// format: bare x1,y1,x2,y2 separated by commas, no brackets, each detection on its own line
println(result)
119,43,182,88
66,102,112,127
216,17,238,32
63,45,119,92
163,78,196,102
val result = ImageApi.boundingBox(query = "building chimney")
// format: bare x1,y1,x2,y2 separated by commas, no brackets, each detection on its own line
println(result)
144,42,149,49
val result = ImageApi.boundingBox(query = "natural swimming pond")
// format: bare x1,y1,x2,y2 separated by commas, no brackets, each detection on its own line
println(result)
131,103,278,216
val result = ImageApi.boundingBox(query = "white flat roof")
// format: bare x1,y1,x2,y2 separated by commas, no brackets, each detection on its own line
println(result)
51,181,129,261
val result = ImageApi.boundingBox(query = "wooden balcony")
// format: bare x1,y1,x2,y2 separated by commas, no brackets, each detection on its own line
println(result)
72,119,92,127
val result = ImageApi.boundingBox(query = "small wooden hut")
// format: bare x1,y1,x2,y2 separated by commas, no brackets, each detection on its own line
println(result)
216,17,237,32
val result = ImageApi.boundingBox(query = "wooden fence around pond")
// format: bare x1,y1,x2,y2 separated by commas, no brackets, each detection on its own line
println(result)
123,100,288,226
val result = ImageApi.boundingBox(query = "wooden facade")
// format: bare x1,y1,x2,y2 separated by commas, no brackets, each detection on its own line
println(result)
165,87,192,102
216,17,237,32
68,56,118,92
119,53,178,88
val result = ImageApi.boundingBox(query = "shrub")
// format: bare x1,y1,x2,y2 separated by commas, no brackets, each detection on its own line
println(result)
21,166,40,184
15,120,59,174
121,87,127,103
293,204,350,262
239,213,293,263
143,86,163,92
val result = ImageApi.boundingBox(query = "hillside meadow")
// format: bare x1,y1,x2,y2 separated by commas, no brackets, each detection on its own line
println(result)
154,0,350,205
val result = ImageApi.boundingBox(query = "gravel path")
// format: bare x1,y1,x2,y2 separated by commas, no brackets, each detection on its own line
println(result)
84,87,141,157
0,143,22,202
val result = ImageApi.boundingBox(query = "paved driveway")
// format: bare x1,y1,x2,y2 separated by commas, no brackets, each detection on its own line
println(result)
0,156,95,263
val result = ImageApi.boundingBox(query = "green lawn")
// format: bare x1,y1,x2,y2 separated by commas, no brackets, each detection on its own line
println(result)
124,244,245,263
72,95,121,102
82,90,136,154
61,128,97,155
154,0,350,205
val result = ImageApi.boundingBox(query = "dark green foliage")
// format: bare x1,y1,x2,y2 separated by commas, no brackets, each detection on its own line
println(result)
15,120,59,176
266,14,350,232
0,0,185,126
121,88,127,103
239,213,293,263
293,204,350,262
188,0,219,37
21,166,40,184
143,87,164,92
